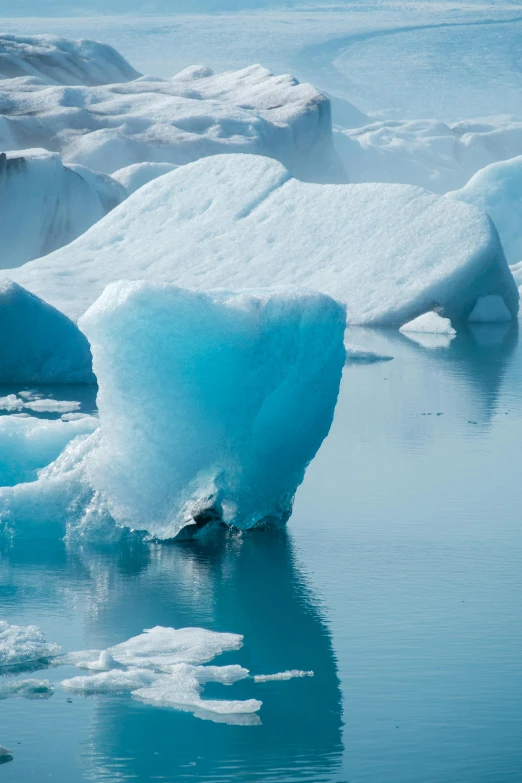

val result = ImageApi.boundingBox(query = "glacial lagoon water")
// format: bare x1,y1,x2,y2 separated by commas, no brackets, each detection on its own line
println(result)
2,324,522,782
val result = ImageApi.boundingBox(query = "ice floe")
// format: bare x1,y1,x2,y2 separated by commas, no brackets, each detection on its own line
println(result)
0,678,53,699
0,149,125,268
7,154,516,327
0,279,94,384
344,344,394,364
399,312,456,335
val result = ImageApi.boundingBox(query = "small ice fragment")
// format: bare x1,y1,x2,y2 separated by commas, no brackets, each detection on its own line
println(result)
0,746,13,763
0,394,23,411
399,311,456,334
23,399,81,413
253,670,314,682
344,344,393,364
0,621,60,667
0,678,53,699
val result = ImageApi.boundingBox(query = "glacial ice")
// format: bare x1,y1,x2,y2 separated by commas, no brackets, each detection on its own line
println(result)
448,156,522,267
399,312,456,335
75,283,346,538
468,295,512,324
0,414,98,486
8,154,517,327
0,61,334,181
112,162,178,195
0,149,125,268
0,621,61,668
0,34,140,85
0,280,94,384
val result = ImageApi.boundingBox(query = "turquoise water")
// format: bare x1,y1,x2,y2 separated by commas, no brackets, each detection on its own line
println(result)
2,324,522,782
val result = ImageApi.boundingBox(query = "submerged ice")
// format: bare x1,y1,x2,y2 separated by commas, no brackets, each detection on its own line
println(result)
0,621,60,668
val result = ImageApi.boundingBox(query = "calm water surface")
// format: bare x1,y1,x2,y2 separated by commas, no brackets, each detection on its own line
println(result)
1,324,522,782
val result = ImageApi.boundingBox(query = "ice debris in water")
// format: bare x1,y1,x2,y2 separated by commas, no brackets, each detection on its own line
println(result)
253,670,314,682
0,678,53,699
0,414,98,487
0,621,61,667
61,627,261,722
400,311,456,335
344,344,394,364
7,154,517,327
0,746,13,763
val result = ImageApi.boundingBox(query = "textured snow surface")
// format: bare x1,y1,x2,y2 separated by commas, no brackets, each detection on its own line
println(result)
0,621,60,668
112,162,178,195
8,154,517,326
0,34,140,85
0,280,94,384
0,63,334,181
76,283,345,538
400,312,456,335
0,413,98,486
253,670,314,682
0,149,125,268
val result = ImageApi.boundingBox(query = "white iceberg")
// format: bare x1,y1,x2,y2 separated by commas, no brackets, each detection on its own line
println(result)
7,154,517,326
344,344,394,364
0,621,60,668
0,149,125,268
0,34,140,85
0,59,334,181
399,311,456,335
0,279,94,384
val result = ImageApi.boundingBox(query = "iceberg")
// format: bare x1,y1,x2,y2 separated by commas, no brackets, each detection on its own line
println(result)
0,58,335,181
344,344,394,364
0,34,140,85
0,149,125,268
8,154,518,326
0,285,345,539
448,156,522,267
112,162,178,195
77,283,346,538
0,279,94,384
0,621,60,668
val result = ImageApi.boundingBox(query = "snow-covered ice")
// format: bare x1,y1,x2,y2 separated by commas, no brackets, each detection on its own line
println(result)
0,149,125,268
0,279,94,384
0,59,335,181
77,283,345,538
112,162,178,195
0,34,140,85
399,312,457,335
253,670,314,682
8,154,516,327
0,621,60,668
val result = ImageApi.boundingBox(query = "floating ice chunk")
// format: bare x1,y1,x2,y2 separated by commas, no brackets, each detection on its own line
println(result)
22,399,81,414
62,667,157,694
0,60,333,181
0,280,94,384
344,344,394,364
253,670,314,682
468,295,512,323
0,746,13,762
0,414,98,486
0,394,23,412
9,154,517,326
448,156,522,265
0,678,53,699
0,150,125,268
0,34,140,85
78,283,345,537
112,162,178,195
0,621,60,668
400,312,456,335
